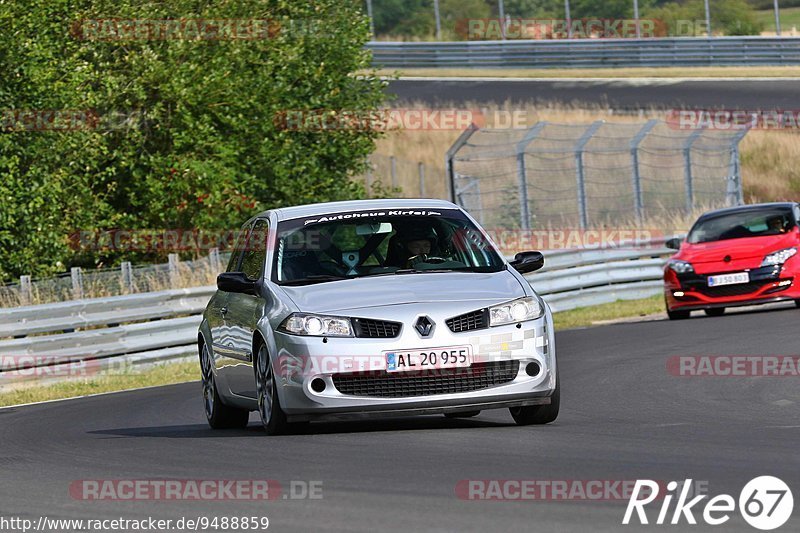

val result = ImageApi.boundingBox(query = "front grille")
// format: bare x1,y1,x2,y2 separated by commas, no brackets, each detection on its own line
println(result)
697,280,771,298
332,360,519,398
352,318,401,338
446,309,489,333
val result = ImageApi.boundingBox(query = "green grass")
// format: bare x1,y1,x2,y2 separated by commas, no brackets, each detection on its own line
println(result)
0,297,664,408
756,7,800,32
552,295,664,330
0,360,200,408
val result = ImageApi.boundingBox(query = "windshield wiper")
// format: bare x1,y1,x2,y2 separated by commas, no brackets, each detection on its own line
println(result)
280,275,349,286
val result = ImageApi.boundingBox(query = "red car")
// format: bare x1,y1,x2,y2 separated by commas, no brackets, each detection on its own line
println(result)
664,202,800,319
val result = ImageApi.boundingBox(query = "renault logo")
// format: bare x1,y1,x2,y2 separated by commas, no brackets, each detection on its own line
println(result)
415,316,434,337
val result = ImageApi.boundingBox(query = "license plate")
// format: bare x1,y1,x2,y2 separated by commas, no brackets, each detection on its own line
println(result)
385,346,472,373
707,272,749,287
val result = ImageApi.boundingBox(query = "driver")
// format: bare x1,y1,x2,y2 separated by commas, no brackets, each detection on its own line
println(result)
396,227,438,267
767,216,787,233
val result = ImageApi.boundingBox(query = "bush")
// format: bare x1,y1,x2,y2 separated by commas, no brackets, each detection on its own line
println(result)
0,0,385,281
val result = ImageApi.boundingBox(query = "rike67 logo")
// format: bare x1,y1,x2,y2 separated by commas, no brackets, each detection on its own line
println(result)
624,477,793,530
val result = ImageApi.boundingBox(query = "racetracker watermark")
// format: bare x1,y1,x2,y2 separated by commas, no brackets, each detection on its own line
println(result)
70,18,281,41
0,110,143,132
667,356,800,377
274,108,484,131
459,18,659,39
623,477,793,529
69,479,323,501
456,480,707,501
667,109,800,131
0,356,132,379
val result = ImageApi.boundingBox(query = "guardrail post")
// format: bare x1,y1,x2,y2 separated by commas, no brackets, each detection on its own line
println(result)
71,267,84,300
515,121,548,230
727,127,750,206
574,121,604,230
168,254,180,288
446,122,479,204
19,275,32,306
418,162,426,197
630,120,658,224
120,262,134,293
683,128,705,215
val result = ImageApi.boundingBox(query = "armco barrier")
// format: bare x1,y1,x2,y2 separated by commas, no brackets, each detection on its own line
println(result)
368,37,800,69
0,239,677,388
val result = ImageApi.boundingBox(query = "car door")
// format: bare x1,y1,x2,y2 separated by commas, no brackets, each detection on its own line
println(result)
224,218,270,398
213,221,252,395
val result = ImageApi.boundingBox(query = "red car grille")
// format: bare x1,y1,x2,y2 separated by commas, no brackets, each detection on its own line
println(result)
697,280,771,298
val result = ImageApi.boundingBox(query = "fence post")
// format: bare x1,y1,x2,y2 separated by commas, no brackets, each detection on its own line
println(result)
574,121,604,230
418,162,426,197
445,123,479,204
515,121,548,230
727,127,750,206
629,120,658,224
390,155,397,189
365,158,373,198
168,254,180,288
20,275,32,306
71,267,84,300
683,128,705,215
120,261,134,293
209,247,222,273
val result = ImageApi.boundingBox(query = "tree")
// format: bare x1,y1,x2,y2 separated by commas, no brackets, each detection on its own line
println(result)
0,0,386,280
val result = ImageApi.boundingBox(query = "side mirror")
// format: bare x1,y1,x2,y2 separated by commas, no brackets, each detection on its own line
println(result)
665,237,683,250
217,272,258,295
510,251,545,274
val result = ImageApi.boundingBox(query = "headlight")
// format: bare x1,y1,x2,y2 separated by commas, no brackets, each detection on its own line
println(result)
761,247,797,267
668,260,694,274
488,296,544,326
278,313,353,337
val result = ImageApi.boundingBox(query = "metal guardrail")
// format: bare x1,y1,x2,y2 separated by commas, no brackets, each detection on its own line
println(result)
0,239,677,388
368,37,800,68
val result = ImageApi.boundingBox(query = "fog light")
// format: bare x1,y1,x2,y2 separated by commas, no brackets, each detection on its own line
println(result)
673,291,685,297
525,362,541,377
778,280,792,287
310,378,326,393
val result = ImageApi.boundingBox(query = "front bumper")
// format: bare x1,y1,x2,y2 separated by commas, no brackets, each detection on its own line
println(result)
665,264,800,310
270,314,556,419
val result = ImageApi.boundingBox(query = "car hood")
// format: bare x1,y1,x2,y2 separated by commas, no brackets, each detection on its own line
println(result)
679,233,797,264
277,270,527,314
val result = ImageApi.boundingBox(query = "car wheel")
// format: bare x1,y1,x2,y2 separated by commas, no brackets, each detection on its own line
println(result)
509,372,559,426
704,307,725,317
200,343,249,429
666,308,691,320
444,411,480,418
255,343,290,436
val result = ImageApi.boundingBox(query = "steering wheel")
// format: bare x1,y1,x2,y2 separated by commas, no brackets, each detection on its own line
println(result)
407,254,447,267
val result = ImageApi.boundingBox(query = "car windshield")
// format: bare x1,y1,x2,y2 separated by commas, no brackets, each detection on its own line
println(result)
687,207,795,244
273,209,505,285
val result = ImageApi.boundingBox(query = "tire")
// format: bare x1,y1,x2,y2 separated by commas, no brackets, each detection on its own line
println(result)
444,411,480,418
795,300,800,308
704,307,725,317
200,343,249,429
509,372,559,426
666,308,691,320
255,343,290,436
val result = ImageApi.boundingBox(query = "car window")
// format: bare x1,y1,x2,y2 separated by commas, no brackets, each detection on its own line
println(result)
226,222,252,272
687,207,795,244
240,219,269,281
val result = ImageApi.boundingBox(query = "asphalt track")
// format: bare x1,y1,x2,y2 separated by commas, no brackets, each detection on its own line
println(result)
2,303,799,532
388,78,800,109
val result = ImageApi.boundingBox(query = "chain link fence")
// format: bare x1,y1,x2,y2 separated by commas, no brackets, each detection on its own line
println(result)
446,120,749,230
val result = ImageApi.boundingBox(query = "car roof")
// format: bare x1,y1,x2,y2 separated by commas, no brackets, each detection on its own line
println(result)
697,202,798,221
258,198,462,222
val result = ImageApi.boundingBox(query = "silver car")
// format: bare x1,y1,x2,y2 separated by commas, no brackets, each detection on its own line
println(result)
198,199,558,434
